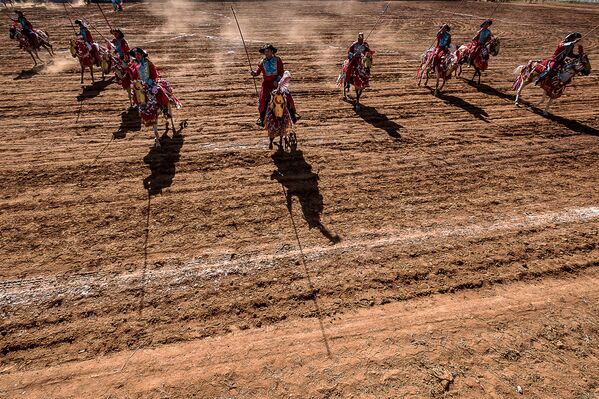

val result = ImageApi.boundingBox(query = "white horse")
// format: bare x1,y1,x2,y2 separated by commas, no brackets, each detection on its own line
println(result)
513,54,592,115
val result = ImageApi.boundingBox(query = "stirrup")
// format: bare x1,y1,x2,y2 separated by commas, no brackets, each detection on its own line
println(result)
256,117,264,127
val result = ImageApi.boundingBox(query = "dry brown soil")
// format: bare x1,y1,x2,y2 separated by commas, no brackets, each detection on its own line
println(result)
0,1,598,398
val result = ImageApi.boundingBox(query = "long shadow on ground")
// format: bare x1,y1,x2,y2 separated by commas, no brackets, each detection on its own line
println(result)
14,64,45,80
143,132,185,196
431,87,490,123
114,107,142,139
271,149,340,244
355,105,402,139
76,77,114,102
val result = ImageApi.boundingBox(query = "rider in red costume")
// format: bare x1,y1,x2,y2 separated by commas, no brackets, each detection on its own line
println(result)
11,10,36,45
130,47,171,116
432,24,451,69
75,19,100,65
469,19,493,66
346,32,371,80
535,32,583,85
251,43,300,127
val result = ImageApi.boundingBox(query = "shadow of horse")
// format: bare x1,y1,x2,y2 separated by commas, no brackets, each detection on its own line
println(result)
76,77,114,102
355,105,402,139
143,132,184,196
14,64,45,80
114,107,142,139
430,87,490,123
271,149,340,244
531,107,599,136
466,80,514,102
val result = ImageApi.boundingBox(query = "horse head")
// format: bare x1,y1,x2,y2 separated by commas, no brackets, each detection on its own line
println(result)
578,53,592,76
100,51,112,74
133,80,146,104
490,37,500,57
9,25,17,40
69,39,78,58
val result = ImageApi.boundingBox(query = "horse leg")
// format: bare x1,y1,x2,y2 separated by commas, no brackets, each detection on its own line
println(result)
90,66,95,83
515,80,528,106
471,69,476,83
29,51,37,67
269,137,274,150
153,123,161,148
477,70,481,86
543,98,554,116
355,88,361,111
80,65,84,84
434,75,441,96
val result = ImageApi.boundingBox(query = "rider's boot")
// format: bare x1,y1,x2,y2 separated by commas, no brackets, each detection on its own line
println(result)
289,108,301,123
256,109,266,127
162,106,171,119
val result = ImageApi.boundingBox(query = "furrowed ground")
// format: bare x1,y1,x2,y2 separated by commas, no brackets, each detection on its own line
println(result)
0,1,598,398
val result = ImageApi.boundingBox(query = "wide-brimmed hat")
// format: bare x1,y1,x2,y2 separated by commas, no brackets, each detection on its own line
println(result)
15,10,23,16
564,32,582,42
129,47,148,58
74,19,84,26
481,19,492,27
440,23,451,32
358,32,364,38
259,43,277,54
111,28,124,38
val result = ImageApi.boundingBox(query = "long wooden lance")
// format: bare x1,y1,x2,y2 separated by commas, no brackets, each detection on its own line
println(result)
96,0,112,31
231,6,259,98
581,23,599,40
63,2,78,36
67,1,109,42
365,2,390,41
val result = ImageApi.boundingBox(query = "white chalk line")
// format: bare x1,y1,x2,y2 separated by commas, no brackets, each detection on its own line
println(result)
0,206,597,308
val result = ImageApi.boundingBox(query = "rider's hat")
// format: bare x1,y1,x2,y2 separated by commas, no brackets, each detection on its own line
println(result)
111,28,124,38
481,19,492,27
129,47,148,58
74,19,83,26
440,23,451,32
564,32,582,42
14,10,23,16
259,43,277,54
358,32,364,38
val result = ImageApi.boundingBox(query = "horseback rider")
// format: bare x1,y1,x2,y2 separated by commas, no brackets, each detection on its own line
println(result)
74,19,100,65
12,11,36,45
535,32,583,85
469,19,493,66
251,43,300,127
110,28,130,62
432,24,451,69
112,0,123,12
130,47,171,117
346,32,371,79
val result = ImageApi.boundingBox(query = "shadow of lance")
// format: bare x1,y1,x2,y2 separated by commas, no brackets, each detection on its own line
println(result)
14,64,45,80
355,105,402,139
114,107,142,139
271,149,340,244
76,77,114,102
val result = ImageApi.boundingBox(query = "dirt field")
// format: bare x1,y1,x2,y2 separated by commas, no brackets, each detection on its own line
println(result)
0,1,598,398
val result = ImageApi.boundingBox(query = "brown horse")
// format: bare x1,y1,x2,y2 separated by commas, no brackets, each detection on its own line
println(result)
70,38,110,84
9,24,53,66
458,37,501,86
